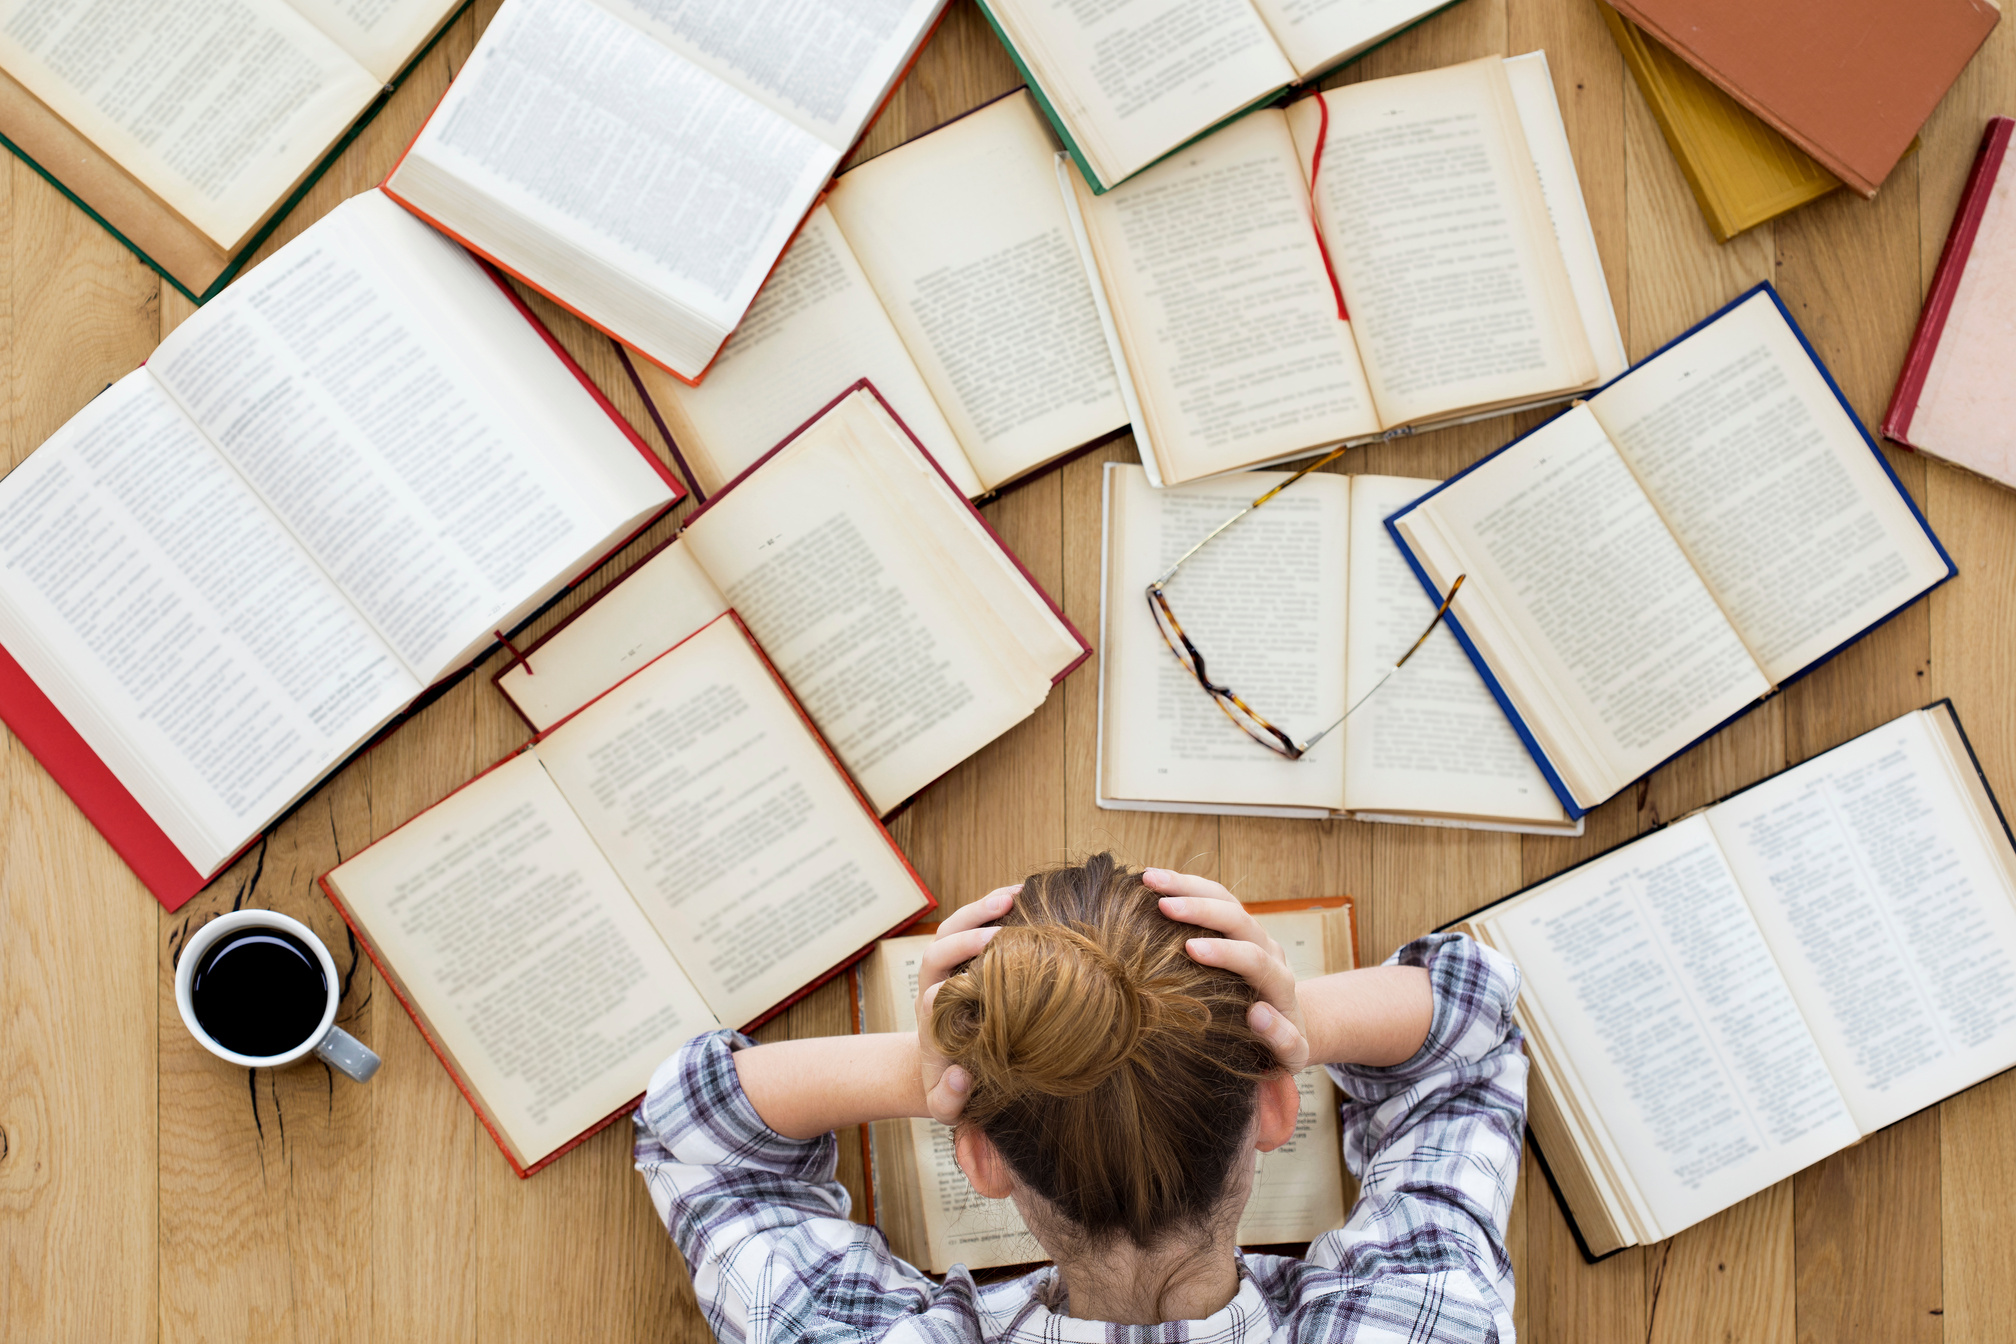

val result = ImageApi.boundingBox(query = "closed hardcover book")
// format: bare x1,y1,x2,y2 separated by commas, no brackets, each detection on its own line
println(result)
1882,117,2016,486
1596,3,1838,241
1607,0,1998,198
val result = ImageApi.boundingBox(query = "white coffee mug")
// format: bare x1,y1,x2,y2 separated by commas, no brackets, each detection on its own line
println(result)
174,910,381,1082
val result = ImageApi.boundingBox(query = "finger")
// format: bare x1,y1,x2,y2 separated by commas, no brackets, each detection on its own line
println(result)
925,1064,972,1127
1248,1001,1310,1068
918,925,1000,993
1185,935,1298,1008
935,887,1017,938
1156,891,1269,945
1142,868,1240,905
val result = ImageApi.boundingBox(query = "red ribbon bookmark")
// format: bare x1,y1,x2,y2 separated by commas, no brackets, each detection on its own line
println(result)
495,629,534,676
1308,91,1350,323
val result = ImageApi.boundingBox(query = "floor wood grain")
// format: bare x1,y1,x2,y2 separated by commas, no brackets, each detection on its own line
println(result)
5,1,2014,1339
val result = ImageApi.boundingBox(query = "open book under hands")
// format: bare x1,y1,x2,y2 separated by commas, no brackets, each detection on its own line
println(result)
1388,286,1954,818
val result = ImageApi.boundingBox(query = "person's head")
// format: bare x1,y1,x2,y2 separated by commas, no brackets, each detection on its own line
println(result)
926,853,1301,1257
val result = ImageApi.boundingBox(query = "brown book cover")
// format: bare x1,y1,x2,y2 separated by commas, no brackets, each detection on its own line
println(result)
1608,0,2000,198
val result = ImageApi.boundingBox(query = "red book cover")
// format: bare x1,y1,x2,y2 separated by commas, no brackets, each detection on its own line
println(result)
0,240,683,913
1883,117,2014,454
490,379,1090,778
321,610,938,1177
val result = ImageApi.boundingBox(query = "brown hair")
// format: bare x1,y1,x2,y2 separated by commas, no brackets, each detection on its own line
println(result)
926,853,1278,1249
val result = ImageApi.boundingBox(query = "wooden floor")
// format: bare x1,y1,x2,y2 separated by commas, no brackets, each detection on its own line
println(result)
5,0,2015,1338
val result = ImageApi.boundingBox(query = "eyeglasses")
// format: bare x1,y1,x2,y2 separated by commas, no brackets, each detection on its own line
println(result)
1145,447,1466,761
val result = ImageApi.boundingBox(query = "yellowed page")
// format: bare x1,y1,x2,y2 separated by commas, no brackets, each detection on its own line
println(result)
1341,475,1568,826
827,91,1126,492
1585,290,1951,686
1250,0,1442,75
1706,710,2016,1135
1285,59,1595,428
1480,817,1861,1244
497,540,729,731
533,617,928,1029
285,0,457,81
982,0,1294,188
0,0,381,249
1393,405,1768,809
1073,111,1378,486
680,390,1072,812
1100,463,1349,811
1237,910,1346,1242
642,204,973,497
324,751,718,1165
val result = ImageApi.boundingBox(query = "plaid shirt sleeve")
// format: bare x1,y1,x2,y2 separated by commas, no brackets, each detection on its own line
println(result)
634,1031,984,1344
1307,932,1527,1328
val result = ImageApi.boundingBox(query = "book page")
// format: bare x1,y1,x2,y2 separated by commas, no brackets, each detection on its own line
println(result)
1587,291,1951,685
149,193,660,683
1708,710,2016,1134
1237,909,1347,1242
0,372,417,877
826,91,1127,492
1285,59,1597,429
1248,0,1441,76
1341,475,1568,826
1073,111,1379,486
680,391,1075,813
390,0,837,369
586,0,944,147
497,540,729,731
1395,405,1769,808
0,0,381,249
324,751,717,1165
1483,817,1861,1243
284,0,457,81
533,617,930,1030
641,205,974,497
1100,463,1349,811
981,0,1294,188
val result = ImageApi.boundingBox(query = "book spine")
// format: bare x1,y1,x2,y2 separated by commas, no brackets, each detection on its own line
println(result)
1882,117,2012,447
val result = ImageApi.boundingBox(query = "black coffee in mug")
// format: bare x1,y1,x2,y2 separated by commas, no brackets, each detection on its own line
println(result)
190,927,328,1058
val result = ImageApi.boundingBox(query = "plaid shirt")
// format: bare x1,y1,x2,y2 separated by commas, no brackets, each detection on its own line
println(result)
636,932,1526,1344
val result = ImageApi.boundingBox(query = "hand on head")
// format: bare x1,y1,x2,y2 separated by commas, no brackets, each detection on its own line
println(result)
1144,868,1311,1071
915,885,1018,1125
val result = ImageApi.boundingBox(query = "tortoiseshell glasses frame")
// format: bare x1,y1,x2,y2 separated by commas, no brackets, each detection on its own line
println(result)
1144,446,1465,761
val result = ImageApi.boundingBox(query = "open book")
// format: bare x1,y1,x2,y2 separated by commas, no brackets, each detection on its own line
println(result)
1389,285,1954,819
857,897,1357,1273
1461,702,2016,1256
0,189,679,910
494,384,1089,817
1099,465,1574,833
0,0,466,298
322,613,936,1176
1063,55,1626,487
383,0,946,383
635,90,1128,501
975,0,1464,192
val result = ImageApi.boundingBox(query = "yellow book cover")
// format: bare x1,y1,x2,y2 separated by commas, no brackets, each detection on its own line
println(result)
1599,3,1840,241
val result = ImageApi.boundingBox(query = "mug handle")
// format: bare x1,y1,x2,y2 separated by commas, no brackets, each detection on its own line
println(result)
315,1026,383,1083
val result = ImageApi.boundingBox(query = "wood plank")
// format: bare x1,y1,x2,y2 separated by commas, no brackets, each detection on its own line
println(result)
1794,1109,1944,1344
0,149,164,1344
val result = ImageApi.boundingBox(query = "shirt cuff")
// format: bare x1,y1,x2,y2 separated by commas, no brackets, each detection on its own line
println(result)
1326,932,1521,1100
635,1028,838,1184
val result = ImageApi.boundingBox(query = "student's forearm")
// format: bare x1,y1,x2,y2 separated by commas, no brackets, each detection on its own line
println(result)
733,1033,929,1140
1299,966,1434,1068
